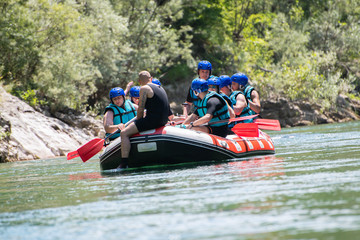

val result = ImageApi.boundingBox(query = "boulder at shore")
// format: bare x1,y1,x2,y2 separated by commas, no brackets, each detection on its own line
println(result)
0,86,104,162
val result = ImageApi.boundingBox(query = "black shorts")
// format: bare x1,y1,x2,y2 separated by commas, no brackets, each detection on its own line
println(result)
207,125,228,138
135,117,166,132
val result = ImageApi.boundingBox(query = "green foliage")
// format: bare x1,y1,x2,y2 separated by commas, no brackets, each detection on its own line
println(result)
18,89,47,108
0,0,359,114
347,93,360,102
0,126,11,141
267,13,309,66
263,51,352,109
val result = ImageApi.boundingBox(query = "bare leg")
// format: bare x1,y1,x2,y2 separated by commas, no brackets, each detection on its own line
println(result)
120,122,139,158
191,126,209,134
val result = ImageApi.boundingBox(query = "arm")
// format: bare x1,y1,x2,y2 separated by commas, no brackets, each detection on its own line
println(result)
189,113,213,128
233,94,247,116
188,97,218,127
183,113,198,125
249,90,261,113
124,81,134,96
183,87,194,117
103,110,125,132
182,102,191,118
137,85,151,119
227,102,235,118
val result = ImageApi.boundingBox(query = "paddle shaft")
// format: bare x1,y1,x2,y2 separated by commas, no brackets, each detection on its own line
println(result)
105,114,139,139
67,115,137,161
207,114,259,126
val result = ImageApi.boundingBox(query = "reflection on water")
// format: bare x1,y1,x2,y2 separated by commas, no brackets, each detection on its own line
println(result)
0,121,359,239
225,155,284,178
68,172,103,181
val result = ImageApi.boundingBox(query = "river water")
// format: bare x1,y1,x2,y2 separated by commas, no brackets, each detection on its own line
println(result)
1,121,359,240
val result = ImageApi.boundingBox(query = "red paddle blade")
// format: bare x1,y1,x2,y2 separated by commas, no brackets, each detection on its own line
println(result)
67,150,80,160
254,119,281,131
232,123,259,137
76,138,105,162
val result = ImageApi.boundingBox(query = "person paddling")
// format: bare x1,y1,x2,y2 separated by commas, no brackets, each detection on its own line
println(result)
119,71,170,168
183,78,230,138
103,87,137,140
230,72,260,124
208,76,235,119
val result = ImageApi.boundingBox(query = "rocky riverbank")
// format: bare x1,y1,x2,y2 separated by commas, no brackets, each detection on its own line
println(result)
260,95,360,127
0,85,359,162
0,86,104,162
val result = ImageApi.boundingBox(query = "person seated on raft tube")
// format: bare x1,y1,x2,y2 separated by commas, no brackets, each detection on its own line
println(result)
152,77,185,123
230,72,261,124
103,87,137,140
183,78,230,138
183,60,213,117
208,76,235,119
120,71,171,168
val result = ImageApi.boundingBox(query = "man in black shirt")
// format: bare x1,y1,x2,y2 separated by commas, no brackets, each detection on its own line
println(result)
119,71,170,168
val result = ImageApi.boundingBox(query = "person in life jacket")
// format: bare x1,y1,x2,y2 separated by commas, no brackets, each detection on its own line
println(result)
219,75,233,102
230,72,260,123
120,71,171,168
182,78,230,138
208,76,235,119
129,86,140,109
103,87,137,140
183,60,213,117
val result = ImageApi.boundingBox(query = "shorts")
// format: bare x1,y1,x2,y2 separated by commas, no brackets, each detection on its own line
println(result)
135,117,166,132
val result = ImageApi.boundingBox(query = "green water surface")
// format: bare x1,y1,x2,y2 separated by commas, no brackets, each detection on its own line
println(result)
1,121,359,240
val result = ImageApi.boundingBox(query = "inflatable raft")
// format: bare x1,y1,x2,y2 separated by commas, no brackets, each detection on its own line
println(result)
99,126,275,171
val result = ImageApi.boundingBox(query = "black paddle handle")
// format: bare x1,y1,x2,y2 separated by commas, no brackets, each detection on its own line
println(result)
104,129,120,141
103,115,137,141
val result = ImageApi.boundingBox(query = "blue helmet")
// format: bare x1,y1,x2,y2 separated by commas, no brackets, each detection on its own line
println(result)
109,87,125,99
191,78,208,93
219,75,232,88
129,86,140,98
231,72,248,86
208,76,220,86
152,78,161,86
197,60,212,71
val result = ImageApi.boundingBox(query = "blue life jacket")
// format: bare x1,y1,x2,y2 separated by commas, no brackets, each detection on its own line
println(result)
105,100,137,139
229,90,253,126
197,91,230,127
220,93,233,109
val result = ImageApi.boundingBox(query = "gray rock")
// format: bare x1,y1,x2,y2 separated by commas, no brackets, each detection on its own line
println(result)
0,86,104,162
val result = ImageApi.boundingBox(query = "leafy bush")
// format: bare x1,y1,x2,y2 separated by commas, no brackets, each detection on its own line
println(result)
0,0,359,114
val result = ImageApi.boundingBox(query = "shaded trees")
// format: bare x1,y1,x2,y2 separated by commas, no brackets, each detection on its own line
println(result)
0,0,359,114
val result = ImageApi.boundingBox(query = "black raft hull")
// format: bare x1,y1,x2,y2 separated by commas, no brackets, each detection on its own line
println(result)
99,126,275,171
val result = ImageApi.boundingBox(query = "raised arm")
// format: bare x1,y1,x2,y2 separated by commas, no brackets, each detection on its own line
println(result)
124,81,134,96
